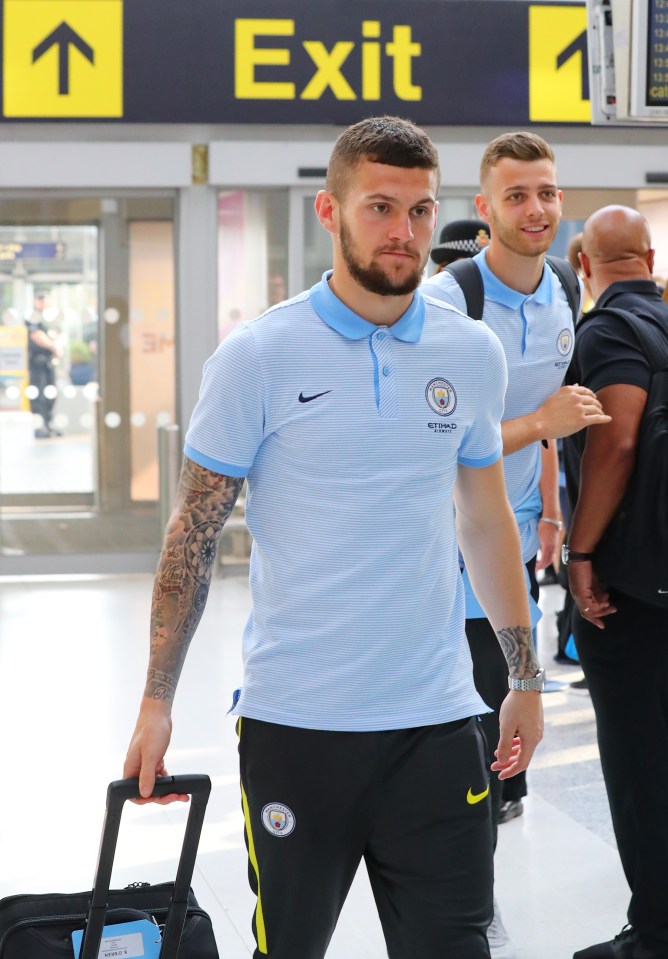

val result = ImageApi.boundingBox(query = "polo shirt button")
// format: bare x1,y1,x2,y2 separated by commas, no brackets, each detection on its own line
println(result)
382,366,391,377
377,333,386,340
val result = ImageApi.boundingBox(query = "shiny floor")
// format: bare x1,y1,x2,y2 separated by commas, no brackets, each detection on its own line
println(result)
0,573,629,958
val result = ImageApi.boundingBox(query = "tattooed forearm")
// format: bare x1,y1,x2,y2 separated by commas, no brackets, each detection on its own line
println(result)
143,457,245,703
496,625,540,678
146,668,178,702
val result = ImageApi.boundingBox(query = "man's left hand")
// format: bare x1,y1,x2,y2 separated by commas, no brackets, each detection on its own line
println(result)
568,560,617,629
492,689,544,779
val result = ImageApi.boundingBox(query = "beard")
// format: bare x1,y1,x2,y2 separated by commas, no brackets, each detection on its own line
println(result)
486,210,558,259
339,218,428,296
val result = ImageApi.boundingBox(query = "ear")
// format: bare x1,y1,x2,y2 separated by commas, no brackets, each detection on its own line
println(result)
648,248,656,274
431,199,440,235
474,193,490,224
579,250,592,279
314,190,338,236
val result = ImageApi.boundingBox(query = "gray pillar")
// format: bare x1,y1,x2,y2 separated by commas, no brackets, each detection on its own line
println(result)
176,184,219,435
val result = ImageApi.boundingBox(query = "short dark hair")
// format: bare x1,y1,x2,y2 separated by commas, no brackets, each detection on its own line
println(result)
480,132,555,187
327,116,440,198
566,232,583,274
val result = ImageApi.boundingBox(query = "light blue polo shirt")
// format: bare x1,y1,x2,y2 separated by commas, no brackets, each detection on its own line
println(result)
425,248,575,565
185,271,507,731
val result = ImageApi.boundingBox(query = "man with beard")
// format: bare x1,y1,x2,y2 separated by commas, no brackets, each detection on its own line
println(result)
425,131,610,959
124,116,544,959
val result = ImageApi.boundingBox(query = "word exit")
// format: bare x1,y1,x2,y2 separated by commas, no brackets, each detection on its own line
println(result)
235,18,423,101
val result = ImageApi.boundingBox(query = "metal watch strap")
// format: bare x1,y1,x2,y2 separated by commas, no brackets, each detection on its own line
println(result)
540,517,563,531
508,667,546,692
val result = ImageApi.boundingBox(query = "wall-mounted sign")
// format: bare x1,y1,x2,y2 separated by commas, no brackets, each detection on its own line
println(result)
0,242,66,261
3,0,123,117
0,0,590,124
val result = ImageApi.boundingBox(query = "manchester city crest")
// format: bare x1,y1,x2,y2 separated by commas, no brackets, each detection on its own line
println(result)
426,377,457,416
261,802,296,837
557,328,573,356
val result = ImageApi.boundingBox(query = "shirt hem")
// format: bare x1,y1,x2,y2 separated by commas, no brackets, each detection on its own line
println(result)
458,443,503,469
230,701,492,732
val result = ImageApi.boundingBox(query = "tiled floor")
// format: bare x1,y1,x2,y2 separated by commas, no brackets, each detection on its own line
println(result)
0,573,630,958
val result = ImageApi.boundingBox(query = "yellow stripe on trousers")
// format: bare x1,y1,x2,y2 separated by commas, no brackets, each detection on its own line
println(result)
239,719,268,955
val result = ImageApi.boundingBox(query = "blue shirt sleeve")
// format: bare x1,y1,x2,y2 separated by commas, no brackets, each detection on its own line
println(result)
184,325,265,477
457,329,507,468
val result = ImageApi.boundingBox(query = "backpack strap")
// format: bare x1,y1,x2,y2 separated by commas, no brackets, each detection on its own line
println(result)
443,258,485,322
546,255,581,327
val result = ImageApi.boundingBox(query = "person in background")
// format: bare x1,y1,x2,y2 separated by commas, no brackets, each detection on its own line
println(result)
25,290,62,439
267,273,287,306
425,131,610,959
430,218,490,274
567,232,594,316
564,206,668,959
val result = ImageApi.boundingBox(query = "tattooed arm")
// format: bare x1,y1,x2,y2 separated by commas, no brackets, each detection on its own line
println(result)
123,456,244,801
455,458,543,778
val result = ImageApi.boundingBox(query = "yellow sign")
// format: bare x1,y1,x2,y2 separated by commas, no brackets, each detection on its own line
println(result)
234,19,422,102
0,325,28,412
529,5,591,123
3,0,123,118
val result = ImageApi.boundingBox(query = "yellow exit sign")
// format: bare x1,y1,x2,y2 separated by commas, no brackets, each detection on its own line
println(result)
3,0,123,118
529,5,591,122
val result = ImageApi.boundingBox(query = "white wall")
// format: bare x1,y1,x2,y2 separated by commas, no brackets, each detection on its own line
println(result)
637,194,668,280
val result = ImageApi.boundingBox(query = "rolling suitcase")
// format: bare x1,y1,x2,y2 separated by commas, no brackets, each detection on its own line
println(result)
0,774,219,959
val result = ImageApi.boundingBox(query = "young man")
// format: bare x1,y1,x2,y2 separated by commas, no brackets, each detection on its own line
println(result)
124,117,544,959
564,206,668,959
425,132,610,958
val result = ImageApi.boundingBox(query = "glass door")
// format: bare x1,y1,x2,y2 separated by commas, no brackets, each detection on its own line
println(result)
0,195,176,564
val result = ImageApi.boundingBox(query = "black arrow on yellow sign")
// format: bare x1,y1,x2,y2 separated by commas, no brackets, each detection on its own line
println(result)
32,22,94,96
556,30,589,102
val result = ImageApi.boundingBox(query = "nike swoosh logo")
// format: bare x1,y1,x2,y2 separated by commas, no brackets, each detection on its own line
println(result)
298,390,332,403
466,785,490,805
659,589,668,595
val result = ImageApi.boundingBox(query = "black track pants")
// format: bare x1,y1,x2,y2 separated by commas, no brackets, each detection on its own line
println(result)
238,716,494,959
574,590,668,952
465,557,538,843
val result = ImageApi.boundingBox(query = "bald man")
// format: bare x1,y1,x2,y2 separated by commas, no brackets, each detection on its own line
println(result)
563,206,668,959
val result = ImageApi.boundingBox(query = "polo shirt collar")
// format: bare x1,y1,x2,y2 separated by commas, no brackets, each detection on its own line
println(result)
310,270,425,342
473,248,553,309
597,280,662,308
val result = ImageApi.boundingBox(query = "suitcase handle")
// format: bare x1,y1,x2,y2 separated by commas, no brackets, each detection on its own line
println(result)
108,774,212,806
80,775,212,959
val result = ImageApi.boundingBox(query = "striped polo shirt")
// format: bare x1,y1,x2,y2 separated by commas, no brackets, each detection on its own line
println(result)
425,247,575,563
185,271,507,731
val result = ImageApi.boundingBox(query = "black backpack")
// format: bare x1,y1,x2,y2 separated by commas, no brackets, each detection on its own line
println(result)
444,255,581,325
580,307,668,608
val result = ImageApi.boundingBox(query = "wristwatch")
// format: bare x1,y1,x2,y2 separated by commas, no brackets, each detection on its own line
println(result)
508,667,546,692
561,545,594,566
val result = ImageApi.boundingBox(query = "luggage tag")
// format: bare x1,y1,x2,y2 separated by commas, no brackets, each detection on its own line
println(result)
71,918,162,959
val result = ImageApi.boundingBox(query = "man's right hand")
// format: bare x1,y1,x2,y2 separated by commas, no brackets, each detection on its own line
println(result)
123,701,188,805
537,384,611,439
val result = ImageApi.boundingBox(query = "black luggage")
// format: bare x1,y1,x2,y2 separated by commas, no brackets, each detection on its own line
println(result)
0,775,219,959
